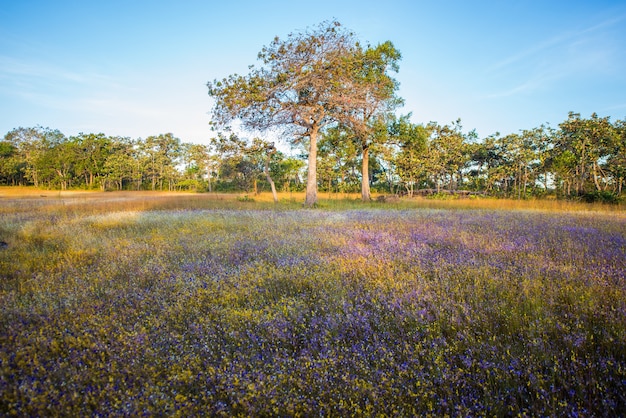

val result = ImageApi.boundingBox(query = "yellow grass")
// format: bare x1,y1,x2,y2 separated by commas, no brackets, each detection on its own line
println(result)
0,187,623,216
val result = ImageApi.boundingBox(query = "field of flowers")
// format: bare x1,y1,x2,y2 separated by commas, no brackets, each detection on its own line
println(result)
1,192,625,416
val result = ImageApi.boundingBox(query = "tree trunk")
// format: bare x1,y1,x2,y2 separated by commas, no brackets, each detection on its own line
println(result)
592,162,602,191
361,145,371,201
206,164,212,193
264,157,278,203
523,165,528,197
304,125,319,207
580,144,586,193
406,181,413,198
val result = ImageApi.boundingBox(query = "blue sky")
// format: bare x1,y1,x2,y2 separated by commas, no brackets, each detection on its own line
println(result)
1,0,626,145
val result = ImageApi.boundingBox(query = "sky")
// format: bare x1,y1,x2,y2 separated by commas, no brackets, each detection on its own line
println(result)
1,0,626,146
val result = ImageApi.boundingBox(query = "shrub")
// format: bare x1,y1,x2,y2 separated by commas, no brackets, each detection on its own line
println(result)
580,190,619,204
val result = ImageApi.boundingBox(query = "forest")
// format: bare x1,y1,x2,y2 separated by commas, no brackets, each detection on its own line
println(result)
1,111,624,203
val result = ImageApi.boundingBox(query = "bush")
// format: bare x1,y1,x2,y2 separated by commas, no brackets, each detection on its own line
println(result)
580,191,619,204
237,194,255,202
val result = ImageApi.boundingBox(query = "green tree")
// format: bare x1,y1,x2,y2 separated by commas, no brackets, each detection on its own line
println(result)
480,132,538,199
606,119,626,195
210,133,282,199
557,112,618,196
182,143,216,192
250,139,280,203
141,133,182,191
211,133,251,192
521,124,555,194
273,157,304,193
73,133,114,190
335,41,403,201
0,141,24,185
426,120,471,193
388,115,430,197
25,128,72,189
98,137,135,190
103,150,134,190
318,126,360,195
4,126,58,187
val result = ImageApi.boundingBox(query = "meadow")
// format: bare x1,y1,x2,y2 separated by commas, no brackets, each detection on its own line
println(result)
0,190,625,416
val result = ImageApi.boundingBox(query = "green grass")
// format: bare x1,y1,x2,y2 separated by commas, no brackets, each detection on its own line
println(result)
1,191,625,416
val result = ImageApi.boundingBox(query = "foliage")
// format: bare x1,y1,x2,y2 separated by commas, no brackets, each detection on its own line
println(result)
333,41,403,201
555,112,620,196
580,190,620,204
386,114,429,196
0,193,625,415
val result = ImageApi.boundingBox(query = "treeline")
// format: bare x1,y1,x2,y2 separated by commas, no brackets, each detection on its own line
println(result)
0,127,304,194
377,112,626,202
0,111,624,201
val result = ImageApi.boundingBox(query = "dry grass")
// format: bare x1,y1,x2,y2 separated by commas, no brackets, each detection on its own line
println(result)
1,187,623,216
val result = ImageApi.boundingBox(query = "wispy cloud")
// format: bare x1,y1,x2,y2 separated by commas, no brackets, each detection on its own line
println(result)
598,102,626,113
0,53,132,121
0,54,122,94
488,14,626,73
81,96,167,119
1,55,85,84
484,77,549,99
484,13,626,98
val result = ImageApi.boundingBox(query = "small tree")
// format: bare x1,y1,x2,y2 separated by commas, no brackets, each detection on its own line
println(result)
251,139,279,203
389,115,429,197
210,133,281,200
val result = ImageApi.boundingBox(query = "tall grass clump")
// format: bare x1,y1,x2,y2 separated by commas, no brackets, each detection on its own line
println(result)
0,192,625,416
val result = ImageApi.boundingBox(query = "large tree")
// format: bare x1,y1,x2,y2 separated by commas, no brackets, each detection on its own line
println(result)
335,41,403,201
0,140,23,185
556,112,618,195
67,133,114,190
141,133,182,191
207,20,361,206
606,119,626,195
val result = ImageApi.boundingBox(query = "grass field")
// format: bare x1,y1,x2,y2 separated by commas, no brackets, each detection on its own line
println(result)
1,190,625,416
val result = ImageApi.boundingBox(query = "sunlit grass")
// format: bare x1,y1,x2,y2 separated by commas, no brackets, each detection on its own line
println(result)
1,189,625,415
2,187,623,214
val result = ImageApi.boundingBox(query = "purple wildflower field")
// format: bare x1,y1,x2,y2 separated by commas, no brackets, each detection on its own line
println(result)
1,197,625,416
